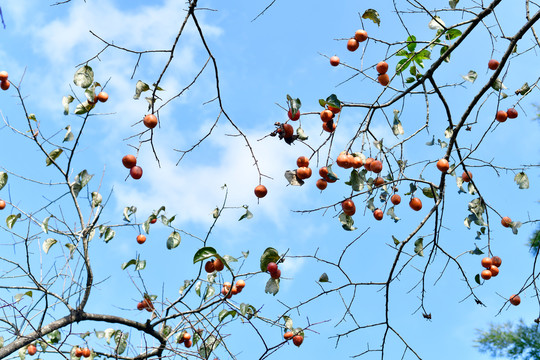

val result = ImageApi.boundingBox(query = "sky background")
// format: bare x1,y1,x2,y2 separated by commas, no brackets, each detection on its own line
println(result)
1,0,539,359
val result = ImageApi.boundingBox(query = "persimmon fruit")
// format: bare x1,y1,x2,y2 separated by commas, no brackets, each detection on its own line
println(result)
296,167,312,180
82,348,91,358
501,216,512,228
0,71,8,81
391,194,401,205
481,269,492,280
288,108,300,121
75,347,84,357
374,177,385,187
491,256,502,267
488,59,499,70
122,154,137,168
267,262,278,274
507,108,518,119
1,80,10,90
205,260,215,273
316,178,328,190
409,197,422,211
370,160,383,173
282,123,294,138
330,56,340,66
136,234,146,244
436,158,449,172
0,199,5,210
342,199,356,216
214,258,225,271
364,157,374,171
143,114,158,129
354,29,368,42
376,61,388,74
130,166,143,179
373,209,383,220
271,269,281,279
284,331,294,340
292,335,304,347
489,265,499,277
496,110,507,122
347,38,359,52
320,109,333,122
322,120,336,133
97,91,108,102
297,156,309,168
461,170,472,182
28,345,37,356
481,257,492,269
509,294,521,306
254,185,268,198
378,74,390,86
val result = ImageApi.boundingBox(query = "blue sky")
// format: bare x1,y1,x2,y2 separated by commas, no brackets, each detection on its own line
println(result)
0,0,539,359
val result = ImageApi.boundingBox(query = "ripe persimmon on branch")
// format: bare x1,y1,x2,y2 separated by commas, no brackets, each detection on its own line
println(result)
0,0,539,360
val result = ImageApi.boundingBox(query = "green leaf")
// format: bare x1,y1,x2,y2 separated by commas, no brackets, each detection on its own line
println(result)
62,96,74,115
422,186,437,199
160,325,172,338
179,280,191,294
238,208,253,221
445,29,462,40
260,247,280,272
204,285,215,300
284,170,304,186
396,49,409,57
73,65,94,88
362,9,380,26
113,331,128,355
63,125,74,142
46,149,63,166
366,197,376,211
469,245,484,255
65,243,76,258
468,182,477,195
475,274,481,285
14,291,32,302
198,335,220,359
194,246,218,264
121,257,146,271
123,206,136,222
387,207,400,222
406,35,417,52
511,221,522,235
392,109,404,135
428,16,445,30
392,236,400,245
47,330,61,344
440,45,450,62
325,94,341,109
374,139,384,151
6,213,21,229
461,70,477,83
319,273,330,282
166,231,181,249
195,280,202,296
43,238,57,254
239,303,257,318
414,238,424,256
283,315,294,330
286,95,301,118
0,172,7,191
339,213,356,231
347,169,362,191
41,216,50,234
296,127,308,140
218,309,237,323
515,82,530,95
265,277,280,296
449,0,459,9
426,135,435,146
396,58,411,74
405,77,415,83
514,172,529,189
491,78,507,91
212,208,220,219
326,165,339,181
74,100,95,115
91,192,102,208
71,170,93,197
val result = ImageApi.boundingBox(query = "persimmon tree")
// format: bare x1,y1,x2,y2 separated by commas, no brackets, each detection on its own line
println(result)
0,1,540,360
